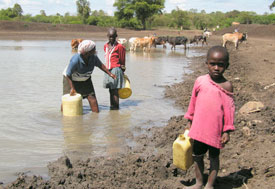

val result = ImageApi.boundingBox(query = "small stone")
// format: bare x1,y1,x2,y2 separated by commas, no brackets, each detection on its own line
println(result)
252,120,262,124
239,101,264,114
234,77,240,81
242,126,251,136
240,120,246,126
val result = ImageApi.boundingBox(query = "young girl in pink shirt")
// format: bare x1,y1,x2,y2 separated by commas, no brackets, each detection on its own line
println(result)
103,27,126,110
184,46,235,189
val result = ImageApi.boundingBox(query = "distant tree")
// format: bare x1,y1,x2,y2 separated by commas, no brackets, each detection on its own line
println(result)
40,10,46,16
151,13,171,27
2,8,17,18
189,8,198,13
134,0,165,30
91,10,107,17
96,15,118,27
237,11,256,24
208,11,226,29
87,10,108,26
21,14,32,22
113,0,137,28
64,12,70,17
193,14,209,30
270,1,275,10
170,8,191,29
114,0,165,30
13,3,23,17
225,10,240,18
76,0,91,24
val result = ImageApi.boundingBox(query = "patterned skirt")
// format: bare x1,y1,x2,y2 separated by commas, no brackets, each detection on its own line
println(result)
103,67,124,89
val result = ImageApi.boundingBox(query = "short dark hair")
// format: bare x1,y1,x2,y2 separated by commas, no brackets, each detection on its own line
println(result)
207,46,229,63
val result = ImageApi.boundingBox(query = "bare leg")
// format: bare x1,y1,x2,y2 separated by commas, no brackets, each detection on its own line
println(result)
185,155,204,189
205,156,219,189
87,95,99,113
110,89,119,110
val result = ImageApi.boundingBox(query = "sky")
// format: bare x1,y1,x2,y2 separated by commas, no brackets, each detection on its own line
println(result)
0,0,273,16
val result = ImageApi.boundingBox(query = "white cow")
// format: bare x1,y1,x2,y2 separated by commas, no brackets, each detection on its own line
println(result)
203,31,212,38
117,38,127,46
128,37,138,51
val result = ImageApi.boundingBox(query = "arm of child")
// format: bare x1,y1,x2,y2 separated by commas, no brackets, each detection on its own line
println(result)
221,93,235,146
223,91,235,133
119,45,126,72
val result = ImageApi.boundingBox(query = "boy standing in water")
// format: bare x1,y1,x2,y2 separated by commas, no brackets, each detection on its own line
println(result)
184,46,235,189
103,27,126,110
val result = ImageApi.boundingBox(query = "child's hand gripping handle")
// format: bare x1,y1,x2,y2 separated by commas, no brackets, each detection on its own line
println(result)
221,132,230,147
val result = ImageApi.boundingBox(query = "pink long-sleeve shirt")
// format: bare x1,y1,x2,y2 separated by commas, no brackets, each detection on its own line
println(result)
184,74,235,149
104,42,125,70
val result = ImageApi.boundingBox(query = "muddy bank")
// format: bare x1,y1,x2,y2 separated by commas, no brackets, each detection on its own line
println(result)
1,23,275,188
0,20,201,40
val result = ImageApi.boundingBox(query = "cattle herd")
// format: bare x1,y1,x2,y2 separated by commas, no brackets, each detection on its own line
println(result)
70,30,247,52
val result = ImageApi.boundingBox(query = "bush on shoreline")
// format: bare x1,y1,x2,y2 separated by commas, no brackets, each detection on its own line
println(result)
1,3,275,31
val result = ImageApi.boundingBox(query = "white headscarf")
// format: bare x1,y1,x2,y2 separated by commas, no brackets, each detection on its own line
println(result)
78,40,96,54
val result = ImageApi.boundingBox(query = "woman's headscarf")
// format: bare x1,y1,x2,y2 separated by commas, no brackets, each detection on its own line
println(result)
78,40,96,54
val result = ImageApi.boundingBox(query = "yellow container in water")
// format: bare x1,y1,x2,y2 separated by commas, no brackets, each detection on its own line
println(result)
118,75,132,99
62,93,83,116
173,129,194,170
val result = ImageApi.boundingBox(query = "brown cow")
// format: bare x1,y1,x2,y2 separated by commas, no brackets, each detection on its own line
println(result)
71,38,83,50
222,32,247,49
131,36,156,52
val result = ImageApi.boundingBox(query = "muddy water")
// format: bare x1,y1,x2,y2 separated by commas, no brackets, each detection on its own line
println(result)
0,40,204,183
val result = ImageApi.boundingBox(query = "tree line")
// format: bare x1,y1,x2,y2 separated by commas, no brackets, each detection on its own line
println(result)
0,0,274,31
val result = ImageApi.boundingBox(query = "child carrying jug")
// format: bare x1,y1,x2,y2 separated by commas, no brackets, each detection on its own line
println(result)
184,46,235,189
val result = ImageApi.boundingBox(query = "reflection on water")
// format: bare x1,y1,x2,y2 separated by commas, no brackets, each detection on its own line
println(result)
62,110,132,159
0,40,205,183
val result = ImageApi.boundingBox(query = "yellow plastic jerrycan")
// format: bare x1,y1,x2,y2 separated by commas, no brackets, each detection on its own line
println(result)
173,129,194,170
118,74,132,99
62,93,83,116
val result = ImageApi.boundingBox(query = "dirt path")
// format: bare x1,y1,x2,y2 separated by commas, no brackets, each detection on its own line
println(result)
0,21,275,188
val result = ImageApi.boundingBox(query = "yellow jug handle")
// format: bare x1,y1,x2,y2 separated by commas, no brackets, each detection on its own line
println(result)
184,129,190,137
179,134,185,140
124,74,130,83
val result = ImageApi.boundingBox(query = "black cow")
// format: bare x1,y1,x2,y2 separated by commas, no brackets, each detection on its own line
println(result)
190,35,207,46
167,36,188,50
240,32,248,43
154,36,168,48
